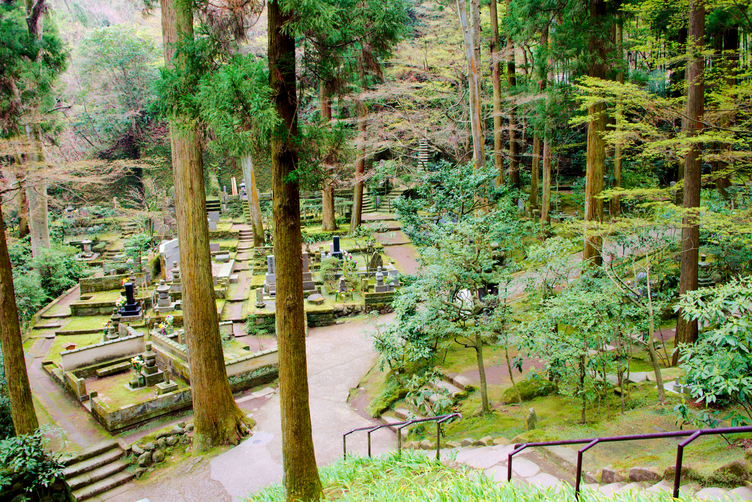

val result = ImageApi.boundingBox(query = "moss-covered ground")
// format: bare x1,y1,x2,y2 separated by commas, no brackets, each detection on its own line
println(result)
87,371,189,410
46,333,104,363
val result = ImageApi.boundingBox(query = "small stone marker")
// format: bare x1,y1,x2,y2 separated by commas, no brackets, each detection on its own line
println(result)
255,288,266,309
526,407,537,430
369,251,383,271
307,294,324,305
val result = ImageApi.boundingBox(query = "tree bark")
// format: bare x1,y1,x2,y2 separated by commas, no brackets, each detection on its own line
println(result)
25,125,49,258
673,0,705,365
506,0,519,188
489,0,503,185
583,0,608,266
269,2,323,500
161,0,248,451
320,81,337,231
715,25,737,196
531,135,540,209
0,200,39,436
611,18,624,218
541,139,552,225
474,333,490,415
240,153,265,246
457,0,484,168
349,96,366,233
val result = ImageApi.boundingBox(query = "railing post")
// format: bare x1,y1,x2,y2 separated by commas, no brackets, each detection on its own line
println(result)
674,431,701,498
436,420,441,460
397,426,402,456
343,435,347,459
368,430,372,458
575,439,599,500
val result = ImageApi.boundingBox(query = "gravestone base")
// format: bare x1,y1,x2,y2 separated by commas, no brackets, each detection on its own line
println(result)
156,381,178,395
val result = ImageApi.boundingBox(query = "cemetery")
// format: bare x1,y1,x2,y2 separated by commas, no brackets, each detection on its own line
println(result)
3,0,752,501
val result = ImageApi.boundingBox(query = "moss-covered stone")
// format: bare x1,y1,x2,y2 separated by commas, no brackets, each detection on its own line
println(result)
707,459,751,487
500,378,557,404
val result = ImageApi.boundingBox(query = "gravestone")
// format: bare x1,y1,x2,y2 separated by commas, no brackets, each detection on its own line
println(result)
264,255,276,295
338,277,347,294
160,239,180,274
106,312,121,341
169,261,182,294
255,288,266,309
331,236,343,260
141,342,165,387
369,251,383,272
119,283,142,319
302,252,316,292
81,239,93,258
154,280,174,313
374,266,389,293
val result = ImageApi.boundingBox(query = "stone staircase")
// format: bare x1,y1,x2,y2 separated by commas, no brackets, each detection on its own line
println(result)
206,198,222,215
363,186,407,214
242,198,252,224
63,439,133,501
119,221,139,237
238,228,254,243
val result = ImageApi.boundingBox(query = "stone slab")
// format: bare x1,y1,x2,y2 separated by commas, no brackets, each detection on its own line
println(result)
526,473,561,489
457,446,505,470
511,457,540,478
694,487,734,501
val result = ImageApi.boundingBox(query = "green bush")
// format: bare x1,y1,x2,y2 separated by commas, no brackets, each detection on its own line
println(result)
0,429,65,500
12,271,48,326
29,244,90,299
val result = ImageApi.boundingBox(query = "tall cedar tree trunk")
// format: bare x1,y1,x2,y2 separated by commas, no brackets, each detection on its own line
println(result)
474,333,490,414
715,26,737,196
457,0,485,168
583,0,608,266
540,25,553,225
530,27,549,211
18,180,29,239
349,95,366,233
240,154,265,246
0,201,39,435
506,0,519,188
320,82,337,231
611,18,624,217
671,27,688,205
269,3,323,500
160,0,248,450
24,1,50,258
489,0,503,185
673,0,705,366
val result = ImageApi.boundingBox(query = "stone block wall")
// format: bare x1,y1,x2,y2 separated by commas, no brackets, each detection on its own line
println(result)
80,274,143,294
91,388,193,432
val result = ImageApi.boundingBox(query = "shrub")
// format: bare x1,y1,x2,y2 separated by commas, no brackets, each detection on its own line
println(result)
12,270,48,326
0,429,65,500
30,244,90,299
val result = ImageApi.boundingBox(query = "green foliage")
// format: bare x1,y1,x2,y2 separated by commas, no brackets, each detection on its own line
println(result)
247,450,688,502
677,277,752,426
0,350,14,439
29,244,90,299
0,2,68,134
12,270,47,326
0,429,65,499
125,233,154,256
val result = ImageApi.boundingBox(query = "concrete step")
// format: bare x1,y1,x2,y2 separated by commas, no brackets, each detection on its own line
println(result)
63,447,123,478
63,439,119,466
598,482,624,495
67,459,128,491
71,470,134,502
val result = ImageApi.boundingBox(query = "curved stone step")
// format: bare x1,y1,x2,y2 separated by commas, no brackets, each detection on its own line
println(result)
63,448,123,479
62,439,118,467
71,470,134,502
67,459,128,491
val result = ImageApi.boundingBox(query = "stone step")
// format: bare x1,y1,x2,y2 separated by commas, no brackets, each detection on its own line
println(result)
71,470,134,502
598,482,625,495
67,459,128,491
62,439,119,467
63,447,123,478
432,379,463,396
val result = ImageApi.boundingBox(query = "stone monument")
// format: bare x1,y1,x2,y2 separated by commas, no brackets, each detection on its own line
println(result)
129,342,165,389
255,288,266,309
374,266,390,293
169,261,182,295
106,312,121,341
264,255,276,295
302,252,316,293
119,283,142,320
369,251,383,272
331,236,343,260
154,280,174,313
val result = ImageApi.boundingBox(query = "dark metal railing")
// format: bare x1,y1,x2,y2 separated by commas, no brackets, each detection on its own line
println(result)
343,413,461,460
507,425,752,499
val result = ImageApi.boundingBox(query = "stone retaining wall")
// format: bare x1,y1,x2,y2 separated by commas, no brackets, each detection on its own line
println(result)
364,291,395,309
80,274,144,294
60,331,144,373
91,388,193,432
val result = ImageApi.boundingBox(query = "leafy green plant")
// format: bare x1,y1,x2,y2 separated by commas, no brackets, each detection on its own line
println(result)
29,244,90,299
0,429,65,500
11,270,47,326
676,277,752,427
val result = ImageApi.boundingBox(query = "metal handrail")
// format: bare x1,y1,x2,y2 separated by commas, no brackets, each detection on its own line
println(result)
343,412,462,460
506,425,752,499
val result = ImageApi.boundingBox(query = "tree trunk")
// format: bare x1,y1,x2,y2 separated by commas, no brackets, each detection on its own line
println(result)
161,0,248,451
457,0,485,169
17,175,29,239
25,125,50,258
240,153,265,246
611,18,624,218
489,0,503,185
531,135,540,209
541,139,552,225
715,25,738,197
474,333,490,415
504,343,522,405
583,0,608,266
506,0,519,188
349,97,366,234
0,201,39,436
269,2,323,500
320,82,337,231
673,0,705,365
